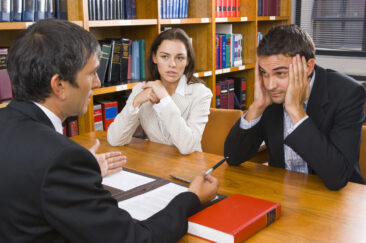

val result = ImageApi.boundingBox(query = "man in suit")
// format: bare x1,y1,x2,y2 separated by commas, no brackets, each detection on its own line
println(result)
0,18,218,242
224,24,366,190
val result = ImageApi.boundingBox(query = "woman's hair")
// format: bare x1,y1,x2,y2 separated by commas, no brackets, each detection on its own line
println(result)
147,28,202,84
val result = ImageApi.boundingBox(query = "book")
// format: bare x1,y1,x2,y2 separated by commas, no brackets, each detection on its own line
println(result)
56,0,67,19
106,39,115,84
0,0,11,22
12,0,23,21
139,39,146,80
97,100,118,131
97,43,111,86
130,40,140,82
215,80,221,108
234,77,247,110
66,116,79,137
0,48,13,102
227,78,234,109
120,38,130,84
35,0,46,20
45,0,55,18
110,40,123,83
93,104,104,131
22,0,36,21
188,194,281,243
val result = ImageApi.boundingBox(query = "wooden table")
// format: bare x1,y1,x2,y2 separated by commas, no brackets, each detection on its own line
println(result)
72,131,366,243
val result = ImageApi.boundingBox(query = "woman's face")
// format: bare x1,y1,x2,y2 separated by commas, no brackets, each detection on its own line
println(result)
152,39,188,84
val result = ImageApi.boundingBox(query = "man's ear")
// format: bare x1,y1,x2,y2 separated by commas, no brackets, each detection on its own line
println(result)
50,74,66,100
307,58,316,76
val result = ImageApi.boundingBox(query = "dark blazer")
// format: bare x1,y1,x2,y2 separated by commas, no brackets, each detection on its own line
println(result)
0,100,201,242
224,65,366,190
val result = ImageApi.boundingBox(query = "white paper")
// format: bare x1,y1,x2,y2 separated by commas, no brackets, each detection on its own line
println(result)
118,183,188,220
102,170,155,191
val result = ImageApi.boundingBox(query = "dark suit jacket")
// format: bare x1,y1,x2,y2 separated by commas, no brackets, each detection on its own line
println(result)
0,100,201,242
224,65,366,190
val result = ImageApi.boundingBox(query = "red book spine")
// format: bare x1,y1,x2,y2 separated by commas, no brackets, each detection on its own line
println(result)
241,79,247,109
229,0,234,17
216,82,221,108
216,0,221,17
236,0,240,17
222,0,228,17
219,35,223,69
228,79,234,109
220,80,228,109
101,101,118,131
67,117,79,137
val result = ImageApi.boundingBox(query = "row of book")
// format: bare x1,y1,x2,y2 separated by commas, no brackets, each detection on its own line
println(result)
160,0,189,19
216,77,247,110
0,0,67,22
215,0,241,18
0,48,13,102
88,0,136,21
98,38,145,87
215,33,243,69
258,0,280,16
257,32,263,46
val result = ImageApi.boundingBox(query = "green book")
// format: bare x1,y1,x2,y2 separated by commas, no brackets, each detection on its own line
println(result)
139,39,146,80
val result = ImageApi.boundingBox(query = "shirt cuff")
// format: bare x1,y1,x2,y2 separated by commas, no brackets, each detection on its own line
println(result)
288,116,309,134
239,112,262,130
128,103,140,114
153,96,172,113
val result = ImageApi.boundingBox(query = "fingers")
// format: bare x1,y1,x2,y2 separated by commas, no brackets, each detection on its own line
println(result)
89,139,100,154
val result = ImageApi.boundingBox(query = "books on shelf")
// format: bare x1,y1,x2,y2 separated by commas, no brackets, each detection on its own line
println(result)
95,99,118,131
187,194,281,243
0,0,66,22
160,0,189,19
0,48,13,102
216,24,243,69
215,0,241,18
216,77,246,110
88,0,136,20
98,38,145,87
258,0,280,16
93,104,104,131
66,116,79,137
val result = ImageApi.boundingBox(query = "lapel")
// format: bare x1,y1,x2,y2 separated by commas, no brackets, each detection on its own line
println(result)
8,99,55,130
306,65,329,127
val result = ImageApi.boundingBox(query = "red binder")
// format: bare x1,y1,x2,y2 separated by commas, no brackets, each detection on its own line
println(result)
188,194,281,243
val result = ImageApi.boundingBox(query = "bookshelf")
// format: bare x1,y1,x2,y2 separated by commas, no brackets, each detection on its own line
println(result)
0,0,291,134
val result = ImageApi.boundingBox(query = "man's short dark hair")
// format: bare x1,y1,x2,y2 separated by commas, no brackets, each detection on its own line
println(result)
7,18,100,102
257,24,315,61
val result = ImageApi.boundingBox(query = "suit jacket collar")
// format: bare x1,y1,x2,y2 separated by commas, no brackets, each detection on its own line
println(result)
306,65,329,125
8,99,55,130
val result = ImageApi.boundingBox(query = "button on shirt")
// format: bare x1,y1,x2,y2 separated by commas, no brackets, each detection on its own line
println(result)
240,71,316,173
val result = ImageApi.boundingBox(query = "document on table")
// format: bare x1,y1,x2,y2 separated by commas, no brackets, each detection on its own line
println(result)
118,183,188,220
102,170,155,191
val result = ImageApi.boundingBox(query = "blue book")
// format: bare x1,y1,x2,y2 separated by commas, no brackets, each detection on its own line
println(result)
183,0,189,18
131,0,136,19
46,0,55,18
161,0,166,19
167,0,172,19
139,39,146,80
55,0,67,19
35,0,46,20
12,0,23,21
178,0,184,18
130,40,140,81
173,0,178,19
221,34,226,69
124,0,130,19
22,0,35,22
0,0,11,22
258,0,262,16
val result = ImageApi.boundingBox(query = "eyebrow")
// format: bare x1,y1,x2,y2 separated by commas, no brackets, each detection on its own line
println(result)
259,65,288,72
159,51,186,56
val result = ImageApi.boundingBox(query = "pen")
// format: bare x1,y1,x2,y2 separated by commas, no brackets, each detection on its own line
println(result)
205,157,229,176
170,174,191,184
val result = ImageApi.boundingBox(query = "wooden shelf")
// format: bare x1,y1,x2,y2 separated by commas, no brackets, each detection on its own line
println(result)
0,21,82,30
159,18,211,25
193,70,213,78
257,16,290,21
88,19,157,27
215,63,255,75
93,82,139,96
215,17,256,23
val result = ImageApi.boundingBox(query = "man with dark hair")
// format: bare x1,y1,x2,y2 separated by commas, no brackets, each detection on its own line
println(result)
225,24,366,190
0,18,218,242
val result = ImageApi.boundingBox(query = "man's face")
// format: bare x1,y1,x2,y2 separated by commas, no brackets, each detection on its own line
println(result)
258,54,292,104
63,53,100,117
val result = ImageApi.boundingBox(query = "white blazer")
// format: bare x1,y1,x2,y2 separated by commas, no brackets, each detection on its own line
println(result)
107,80,212,154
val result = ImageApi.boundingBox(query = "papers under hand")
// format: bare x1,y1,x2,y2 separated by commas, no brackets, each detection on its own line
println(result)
102,170,155,191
